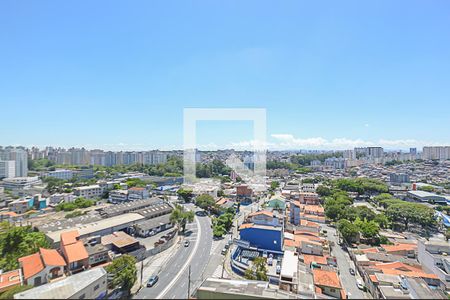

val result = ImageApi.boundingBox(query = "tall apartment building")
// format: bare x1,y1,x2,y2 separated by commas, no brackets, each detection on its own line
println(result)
0,147,28,177
423,146,450,160
0,160,16,179
389,173,410,184
343,150,356,160
367,147,384,158
354,147,384,159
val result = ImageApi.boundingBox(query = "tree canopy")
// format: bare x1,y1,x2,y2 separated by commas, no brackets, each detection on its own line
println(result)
195,194,216,211
244,257,268,281
105,255,137,292
177,188,193,202
0,223,50,271
170,205,195,232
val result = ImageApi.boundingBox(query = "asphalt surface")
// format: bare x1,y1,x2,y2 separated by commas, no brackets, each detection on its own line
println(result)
134,203,213,299
323,224,369,299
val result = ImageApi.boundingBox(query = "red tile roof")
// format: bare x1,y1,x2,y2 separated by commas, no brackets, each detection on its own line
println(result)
239,223,254,230
39,248,66,267
374,262,438,279
248,211,273,218
313,269,342,289
303,254,328,266
60,230,79,246
18,252,44,279
382,243,417,253
0,269,22,290
63,241,88,263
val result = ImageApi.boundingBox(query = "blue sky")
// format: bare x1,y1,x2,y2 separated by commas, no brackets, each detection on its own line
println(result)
1,1,449,150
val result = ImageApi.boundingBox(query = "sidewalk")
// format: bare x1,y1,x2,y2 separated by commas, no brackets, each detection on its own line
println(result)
131,235,182,294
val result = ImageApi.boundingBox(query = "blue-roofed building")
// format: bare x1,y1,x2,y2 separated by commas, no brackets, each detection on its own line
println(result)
239,223,283,252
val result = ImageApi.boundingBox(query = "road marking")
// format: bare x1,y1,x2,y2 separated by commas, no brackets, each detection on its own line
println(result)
156,215,202,299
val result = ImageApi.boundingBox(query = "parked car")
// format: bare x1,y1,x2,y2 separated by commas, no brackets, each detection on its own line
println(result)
356,279,364,290
221,247,228,255
349,268,355,276
184,240,190,247
147,275,159,288
276,264,281,274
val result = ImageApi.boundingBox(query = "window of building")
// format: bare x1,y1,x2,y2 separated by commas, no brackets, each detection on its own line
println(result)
94,284,100,291
330,289,336,293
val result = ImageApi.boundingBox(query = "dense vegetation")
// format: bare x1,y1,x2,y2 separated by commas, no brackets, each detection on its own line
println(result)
322,178,437,244
266,153,343,171
212,212,235,238
0,222,50,271
332,178,389,195
170,204,195,232
105,255,137,293
372,194,436,231
321,178,404,245
177,188,194,202
0,285,33,299
244,257,268,281
55,197,95,212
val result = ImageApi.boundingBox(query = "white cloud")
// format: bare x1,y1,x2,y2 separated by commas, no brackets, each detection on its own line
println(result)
267,134,446,150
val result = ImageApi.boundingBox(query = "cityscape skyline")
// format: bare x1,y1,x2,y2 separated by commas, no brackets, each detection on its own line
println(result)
2,1,450,150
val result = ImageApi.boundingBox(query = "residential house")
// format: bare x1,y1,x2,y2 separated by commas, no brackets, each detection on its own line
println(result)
313,269,345,299
299,192,320,205
418,239,450,288
60,230,89,274
128,187,149,201
0,269,23,293
18,248,66,286
247,211,282,227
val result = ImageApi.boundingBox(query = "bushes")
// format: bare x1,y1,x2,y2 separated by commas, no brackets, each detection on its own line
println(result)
212,213,234,238
333,178,388,195
65,210,86,219
56,197,95,212
0,223,50,271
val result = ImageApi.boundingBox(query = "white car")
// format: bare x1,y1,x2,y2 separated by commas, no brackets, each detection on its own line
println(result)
356,279,364,290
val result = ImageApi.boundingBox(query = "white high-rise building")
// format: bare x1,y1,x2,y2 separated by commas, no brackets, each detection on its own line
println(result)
0,147,28,177
343,150,356,160
0,160,16,179
423,146,450,160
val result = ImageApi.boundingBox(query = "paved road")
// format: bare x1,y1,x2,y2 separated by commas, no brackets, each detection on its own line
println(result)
323,225,368,299
134,204,213,299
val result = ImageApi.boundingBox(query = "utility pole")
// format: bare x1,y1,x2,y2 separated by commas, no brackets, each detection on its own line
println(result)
221,257,226,278
187,265,191,300
140,261,144,288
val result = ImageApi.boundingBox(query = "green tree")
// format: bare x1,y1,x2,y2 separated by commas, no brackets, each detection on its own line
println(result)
125,178,147,188
373,213,389,229
0,223,50,271
177,188,193,202
337,219,359,243
355,218,380,240
316,185,332,197
325,204,343,222
170,205,195,232
269,181,280,191
213,224,226,238
195,194,216,211
244,257,268,281
105,255,137,292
